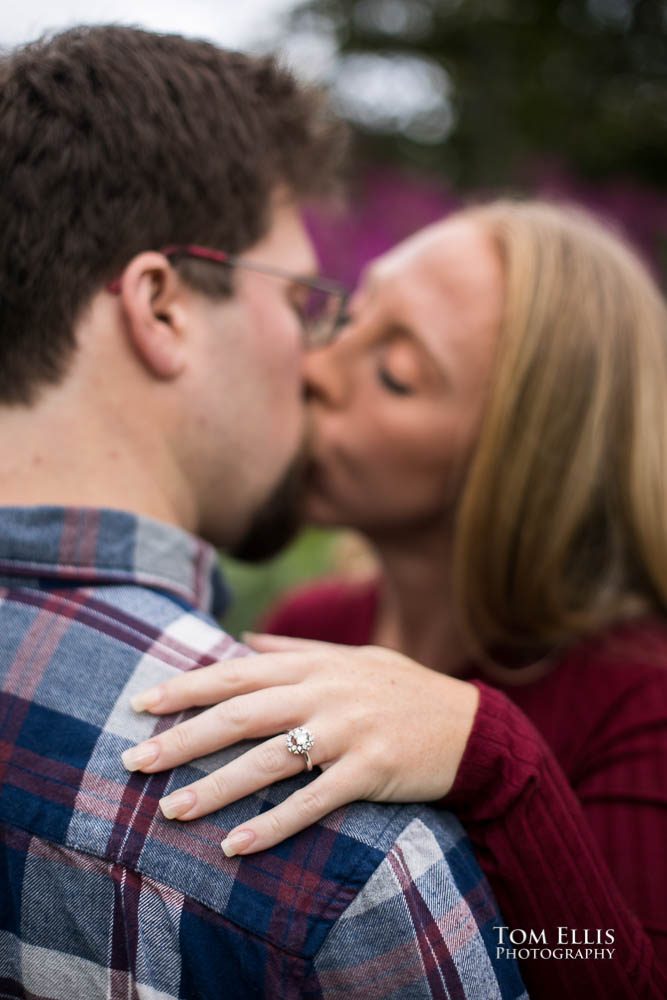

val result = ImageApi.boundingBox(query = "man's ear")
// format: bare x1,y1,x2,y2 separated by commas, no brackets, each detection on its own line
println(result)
117,252,188,379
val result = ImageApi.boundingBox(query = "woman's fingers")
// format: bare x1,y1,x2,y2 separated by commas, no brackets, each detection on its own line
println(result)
122,686,306,773
242,632,340,653
157,729,333,823
219,760,360,856
130,652,311,714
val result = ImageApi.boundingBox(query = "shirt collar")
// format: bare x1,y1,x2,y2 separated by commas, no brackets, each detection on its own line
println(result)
0,506,229,618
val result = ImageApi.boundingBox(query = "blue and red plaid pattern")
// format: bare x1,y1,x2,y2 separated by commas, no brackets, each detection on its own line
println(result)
0,506,528,999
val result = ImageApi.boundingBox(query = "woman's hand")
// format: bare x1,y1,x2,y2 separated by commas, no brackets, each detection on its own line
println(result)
122,634,480,856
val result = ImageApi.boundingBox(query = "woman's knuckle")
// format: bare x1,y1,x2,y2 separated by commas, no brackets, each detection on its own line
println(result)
225,698,249,730
267,811,285,838
171,724,193,756
296,788,324,821
207,770,229,802
358,738,387,773
346,703,369,731
310,652,329,671
222,666,242,691
258,743,284,775
210,701,228,723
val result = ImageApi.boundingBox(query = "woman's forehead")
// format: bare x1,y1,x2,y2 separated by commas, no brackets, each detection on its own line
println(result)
352,218,502,361
359,217,497,296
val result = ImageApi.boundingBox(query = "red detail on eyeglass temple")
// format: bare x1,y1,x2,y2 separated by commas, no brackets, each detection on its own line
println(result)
106,246,232,295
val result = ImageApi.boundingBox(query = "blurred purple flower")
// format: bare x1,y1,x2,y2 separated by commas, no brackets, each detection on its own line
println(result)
307,168,460,287
308,162,667,290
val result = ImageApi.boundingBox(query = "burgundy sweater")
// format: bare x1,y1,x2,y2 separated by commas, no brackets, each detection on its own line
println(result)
264,579,667,1000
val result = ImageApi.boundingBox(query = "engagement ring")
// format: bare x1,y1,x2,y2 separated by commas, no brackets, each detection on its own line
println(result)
286,727,315,772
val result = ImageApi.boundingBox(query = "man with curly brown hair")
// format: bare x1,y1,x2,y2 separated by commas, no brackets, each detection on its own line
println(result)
0,25,525,999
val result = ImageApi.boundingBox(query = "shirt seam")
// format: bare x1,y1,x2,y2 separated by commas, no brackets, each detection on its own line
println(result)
0,560,207,610
0,585,219,666
1,811,403,963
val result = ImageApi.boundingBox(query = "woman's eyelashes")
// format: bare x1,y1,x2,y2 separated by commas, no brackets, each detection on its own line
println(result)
377,366,415,396
374,336,422,396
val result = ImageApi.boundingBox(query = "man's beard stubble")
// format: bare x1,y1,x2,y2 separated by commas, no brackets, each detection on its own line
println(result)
229,449,309,563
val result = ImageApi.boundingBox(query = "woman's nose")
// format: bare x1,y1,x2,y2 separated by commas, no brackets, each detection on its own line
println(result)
302,344,349,409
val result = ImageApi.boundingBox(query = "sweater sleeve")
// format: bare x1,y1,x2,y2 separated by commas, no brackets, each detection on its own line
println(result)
446,680,667,999
261,580,379,645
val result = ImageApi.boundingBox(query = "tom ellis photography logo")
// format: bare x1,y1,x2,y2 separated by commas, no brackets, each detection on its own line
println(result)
494,926,616,961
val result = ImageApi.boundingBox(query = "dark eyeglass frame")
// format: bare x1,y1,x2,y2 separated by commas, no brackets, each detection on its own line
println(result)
108,244,349,349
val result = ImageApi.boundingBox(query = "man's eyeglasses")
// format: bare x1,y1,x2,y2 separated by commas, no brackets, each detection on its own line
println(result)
162,244,349,349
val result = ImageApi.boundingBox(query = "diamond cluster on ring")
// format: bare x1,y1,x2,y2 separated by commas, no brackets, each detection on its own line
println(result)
286,727,314,755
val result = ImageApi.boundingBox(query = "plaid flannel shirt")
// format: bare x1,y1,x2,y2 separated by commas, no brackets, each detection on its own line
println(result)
0,506,528,1000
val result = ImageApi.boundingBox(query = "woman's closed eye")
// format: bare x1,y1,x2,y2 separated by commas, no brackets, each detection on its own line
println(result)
377,366,415,396
375,337,423,396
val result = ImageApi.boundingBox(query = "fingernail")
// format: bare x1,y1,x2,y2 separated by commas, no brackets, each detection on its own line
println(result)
121,741,159,771
221,829,256,857
131,686,164,712
159,789,196,820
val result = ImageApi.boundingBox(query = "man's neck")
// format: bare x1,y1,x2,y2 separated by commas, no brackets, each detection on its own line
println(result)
0,394,194,531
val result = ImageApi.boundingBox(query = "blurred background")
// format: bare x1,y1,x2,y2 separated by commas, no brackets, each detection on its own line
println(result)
3,0,666,631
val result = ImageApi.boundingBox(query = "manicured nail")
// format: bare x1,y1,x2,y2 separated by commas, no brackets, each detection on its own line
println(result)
121,741,159,771
131,686,164,712
221,829,256,857
159,789,196,820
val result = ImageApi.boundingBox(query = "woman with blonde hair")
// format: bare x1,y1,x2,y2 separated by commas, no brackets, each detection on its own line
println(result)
125,199,667,998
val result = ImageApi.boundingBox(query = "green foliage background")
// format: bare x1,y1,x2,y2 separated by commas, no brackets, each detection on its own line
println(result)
221,530,339,634
286,0,667,189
